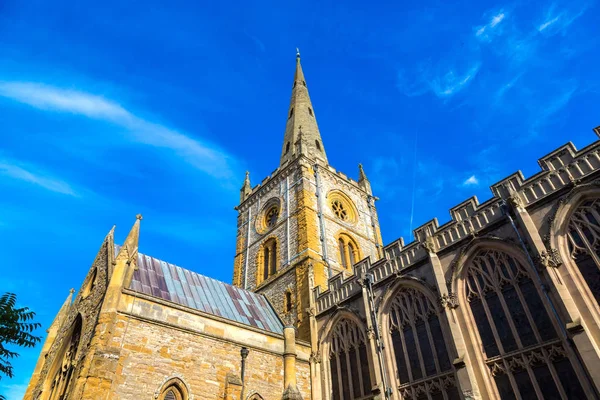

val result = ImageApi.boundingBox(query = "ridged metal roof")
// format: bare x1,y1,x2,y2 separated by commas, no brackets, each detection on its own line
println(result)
123,247,283,334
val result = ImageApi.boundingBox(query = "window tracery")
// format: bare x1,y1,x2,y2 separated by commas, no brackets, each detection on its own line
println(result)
328,318,372,399
332,200,348,221
265,206,279,228
387,287,460,400
327,191,357,224
338,234,359,271
465,248,586,398
257,238,278,284
566,198,600,306
47,315,82,400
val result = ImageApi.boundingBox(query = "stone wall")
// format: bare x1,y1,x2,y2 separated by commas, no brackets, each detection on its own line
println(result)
85,292,312,400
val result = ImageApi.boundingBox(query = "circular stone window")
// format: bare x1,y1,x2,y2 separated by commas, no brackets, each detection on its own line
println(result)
256,198,281,234
265,205,279,228
328,191,357,224
331,200,348,221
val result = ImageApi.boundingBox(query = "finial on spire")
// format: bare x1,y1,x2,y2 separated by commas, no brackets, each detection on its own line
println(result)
136,214,143,220
240,171,252,202
296,47,300,58
69,288,75,294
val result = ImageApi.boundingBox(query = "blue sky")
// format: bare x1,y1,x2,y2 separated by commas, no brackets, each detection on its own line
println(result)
0,0,598,398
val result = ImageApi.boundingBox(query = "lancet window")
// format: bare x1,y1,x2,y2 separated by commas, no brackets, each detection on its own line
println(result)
328,318,372,400
258,238,278,284
566,198,600,307
47,315,82,400
387,287,461,400
465,249,585,399
338,234,359,271
157,378,188,400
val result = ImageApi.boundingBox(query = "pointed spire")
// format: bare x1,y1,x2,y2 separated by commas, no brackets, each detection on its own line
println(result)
115,215,141,264
240,171,252,202
358,163,372,194
280,51,328,166
48,289,74,332
358,163,368,182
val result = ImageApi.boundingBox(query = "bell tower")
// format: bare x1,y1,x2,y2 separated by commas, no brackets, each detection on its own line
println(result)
232,52,383,340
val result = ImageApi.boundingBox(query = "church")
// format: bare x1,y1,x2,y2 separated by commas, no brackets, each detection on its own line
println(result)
24,53,600,400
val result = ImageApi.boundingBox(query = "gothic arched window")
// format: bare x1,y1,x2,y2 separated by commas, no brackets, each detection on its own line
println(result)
388,288,461,400
157,378,188,400
338,234,359,271
47,315,82,400
566,198,600,307
328,318,372,399
258,238,278,284
465,249,585,399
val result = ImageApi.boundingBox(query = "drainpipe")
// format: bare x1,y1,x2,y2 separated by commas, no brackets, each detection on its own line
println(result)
365,273,392,399
240,347,249,399
243,207,252,290
314,164,331,278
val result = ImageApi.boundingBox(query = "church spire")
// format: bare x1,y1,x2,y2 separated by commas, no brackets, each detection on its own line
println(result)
280,50,328,166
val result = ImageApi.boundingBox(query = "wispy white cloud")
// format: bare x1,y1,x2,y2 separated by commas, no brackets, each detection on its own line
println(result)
429,63,481,98
462,175,479,186
475,11,506,41
538,3,589,35
0,82,238,180
0,159,78,196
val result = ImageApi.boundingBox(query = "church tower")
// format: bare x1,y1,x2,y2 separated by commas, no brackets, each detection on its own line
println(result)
232,52,383,340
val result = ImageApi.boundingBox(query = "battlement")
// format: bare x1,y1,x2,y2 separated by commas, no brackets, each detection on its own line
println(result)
315,130,600,315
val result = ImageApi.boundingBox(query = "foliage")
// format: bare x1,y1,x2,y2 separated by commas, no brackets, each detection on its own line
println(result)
0,292,41,392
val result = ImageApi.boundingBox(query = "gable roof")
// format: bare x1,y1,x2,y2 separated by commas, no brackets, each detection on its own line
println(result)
123,247,283,334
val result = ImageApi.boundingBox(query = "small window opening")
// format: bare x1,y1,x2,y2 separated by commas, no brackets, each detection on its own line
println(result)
285,291,292,313
293,81,297,88
302,81,306,86
315,140,321,151
285,142,290,154
308,107,313,117
289,108,294,119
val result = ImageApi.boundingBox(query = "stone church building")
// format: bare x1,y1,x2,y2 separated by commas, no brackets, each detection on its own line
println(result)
25,54,600,400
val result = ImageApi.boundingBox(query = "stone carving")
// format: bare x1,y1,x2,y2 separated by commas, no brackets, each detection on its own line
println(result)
439,292,459,309
421,235,437,254
534,248,563,269
309,350,321,364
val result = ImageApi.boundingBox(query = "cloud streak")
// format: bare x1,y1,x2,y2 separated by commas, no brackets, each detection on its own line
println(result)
0,82,238,180
429,63,481,98
462,175,479,186
538,3,589,35
0,159,78,196
475,11,506,41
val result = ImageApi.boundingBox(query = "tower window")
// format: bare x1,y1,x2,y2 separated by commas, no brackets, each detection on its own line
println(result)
338,234,360,271
265,205,279,228
332,200,348,221
259,238,278,284
289,108,294,119
308,107,313,117
285,142,290,154
284,291,292,313
302,80,306,86
315,140,321,152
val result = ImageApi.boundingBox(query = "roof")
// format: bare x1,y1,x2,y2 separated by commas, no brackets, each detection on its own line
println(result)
122,247,284,334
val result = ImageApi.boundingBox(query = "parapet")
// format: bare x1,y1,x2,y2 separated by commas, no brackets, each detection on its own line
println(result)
315,128,600,315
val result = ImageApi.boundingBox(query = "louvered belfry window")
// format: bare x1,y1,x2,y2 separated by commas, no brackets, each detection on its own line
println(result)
566,198,600,306
466,249,585,399
388,288,461,400
328,318,372,399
